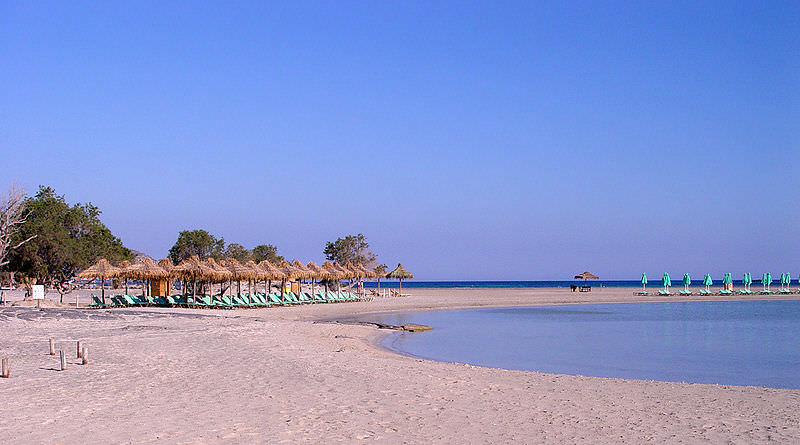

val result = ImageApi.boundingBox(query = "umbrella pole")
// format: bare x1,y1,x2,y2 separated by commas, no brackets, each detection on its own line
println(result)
281,279,285,302
248,280,252,304
101,274,105,305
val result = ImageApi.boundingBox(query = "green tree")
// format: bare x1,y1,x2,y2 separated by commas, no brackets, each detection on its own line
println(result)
252,244,284,263
323,233,377,266
168,229,225,264
8,186,132,299
224,243,252,263
373,263,388,291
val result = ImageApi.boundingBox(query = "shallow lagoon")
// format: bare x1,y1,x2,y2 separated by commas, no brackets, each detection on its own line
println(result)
375,300,800,389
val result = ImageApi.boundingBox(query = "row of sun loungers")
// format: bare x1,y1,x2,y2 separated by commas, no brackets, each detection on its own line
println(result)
89,291,367,308
636,288,799,296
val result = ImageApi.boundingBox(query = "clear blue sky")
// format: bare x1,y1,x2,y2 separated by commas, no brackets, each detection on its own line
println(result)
2,2,798,280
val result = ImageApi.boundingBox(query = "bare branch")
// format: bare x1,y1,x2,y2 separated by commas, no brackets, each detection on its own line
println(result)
0,183,30,269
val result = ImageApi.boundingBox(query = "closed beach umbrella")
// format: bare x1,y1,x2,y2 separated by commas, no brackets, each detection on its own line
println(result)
662,272,671,291
386,263,414,293
641,273,647,291
78,258,121,305
787,273,793,290
703,273,712,292
723,272,732,291
780,273,786,290
743,272,750,291
682,273,691,291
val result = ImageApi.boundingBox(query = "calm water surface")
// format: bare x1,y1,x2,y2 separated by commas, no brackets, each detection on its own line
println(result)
373,300,800,388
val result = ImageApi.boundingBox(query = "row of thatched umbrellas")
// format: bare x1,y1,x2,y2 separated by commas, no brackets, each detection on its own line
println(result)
78,257,414,305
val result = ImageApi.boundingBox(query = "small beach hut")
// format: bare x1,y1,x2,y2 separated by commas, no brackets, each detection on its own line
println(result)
127,257,169,298
78,258,121,305
386,263,414,294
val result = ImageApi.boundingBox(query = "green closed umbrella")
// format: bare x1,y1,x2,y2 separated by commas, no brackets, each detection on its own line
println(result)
780,273,787,290
761,273,772,292
662,272,671,291
703,273,712,292
788,273,793,290
743,272,751,291
723,272,732,291
641,273,647,291
682,273,691,292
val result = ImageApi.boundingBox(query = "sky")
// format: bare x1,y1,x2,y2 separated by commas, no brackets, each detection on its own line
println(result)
1,1,798,280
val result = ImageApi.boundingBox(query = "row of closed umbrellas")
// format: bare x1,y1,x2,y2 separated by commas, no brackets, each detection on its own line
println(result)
642,272,797,291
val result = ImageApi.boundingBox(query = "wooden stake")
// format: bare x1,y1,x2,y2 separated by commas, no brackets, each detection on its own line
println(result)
81,347,88,365
49,338,55,355
59,350,66,371
76,341,82,358
1,358,8,378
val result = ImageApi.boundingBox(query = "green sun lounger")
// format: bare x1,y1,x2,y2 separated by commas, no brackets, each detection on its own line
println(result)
658,290,671,296
699,289,712,295
90,295,106,308
719,289,733,296
679,290,692,296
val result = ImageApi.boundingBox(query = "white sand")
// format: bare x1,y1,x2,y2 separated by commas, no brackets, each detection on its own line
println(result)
1,287,798,443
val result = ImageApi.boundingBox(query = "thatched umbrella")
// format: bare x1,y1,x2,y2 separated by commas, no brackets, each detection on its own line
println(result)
277,260,300,301
573,271,599,287
204,258,231,300
244,260,262,304
258,260,284,296
292,260,314,296
78,258,121,305
127,258,169,298
386,263,413,293
306,261,328,297
225,259,252,302
117,260,132,295
172,256,212,304
157,258,175,297
372,264,388,292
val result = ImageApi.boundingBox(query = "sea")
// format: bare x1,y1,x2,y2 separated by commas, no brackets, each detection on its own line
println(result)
363,280,756,289
371,300,800,389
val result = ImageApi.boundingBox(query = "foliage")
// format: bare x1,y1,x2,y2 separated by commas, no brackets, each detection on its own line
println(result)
224,243,252,263
168,229,225,263
323,233,377,266
0,184,34,269
8,186,132,293
252,244,284,264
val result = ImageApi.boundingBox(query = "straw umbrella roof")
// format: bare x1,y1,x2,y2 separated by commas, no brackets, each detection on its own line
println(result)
321,261,344,280
172,256,214,280
258,260,285,280
244,260,263,280
225,258,255,280
277,260,301,280
573,272,599,280
291,260,314,279
205,258,232,281
343,262,363,278
126,257,169,280
78,258,121,279
356,263,376,278
386,263,413,280
157,258,174,275
306,261,329,280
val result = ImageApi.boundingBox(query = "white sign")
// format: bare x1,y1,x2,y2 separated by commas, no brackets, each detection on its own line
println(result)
32,285,45,300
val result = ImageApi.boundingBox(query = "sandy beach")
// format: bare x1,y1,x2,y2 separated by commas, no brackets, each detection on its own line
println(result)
1,287,798,443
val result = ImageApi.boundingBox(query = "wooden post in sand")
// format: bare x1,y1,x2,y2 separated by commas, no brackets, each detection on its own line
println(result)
76,341,82,358
81,347,88,365
49,338,55,355
1,358,9,378
59,350,66,371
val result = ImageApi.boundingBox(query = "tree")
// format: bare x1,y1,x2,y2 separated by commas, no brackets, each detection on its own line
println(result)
0,184,35,271
323,233,377,266
8,186,132,299
168,230,225,264
252,244,284,264
224,243,252,263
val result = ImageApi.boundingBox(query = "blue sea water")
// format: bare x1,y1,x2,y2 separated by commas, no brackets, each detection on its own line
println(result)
363,280,757,289
374,300,800,389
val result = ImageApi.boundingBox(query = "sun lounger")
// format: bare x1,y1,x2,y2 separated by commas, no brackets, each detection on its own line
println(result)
679,290,692,296
313,292,327,302
268,293,284,305
633,291,648,296
739,289,752,295
719,289,733,296
657,290,671,296
699,289,712,296
759,290,773,294
90,295,106,308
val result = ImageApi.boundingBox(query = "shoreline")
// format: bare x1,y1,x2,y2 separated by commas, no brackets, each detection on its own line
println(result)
1,287,798,443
